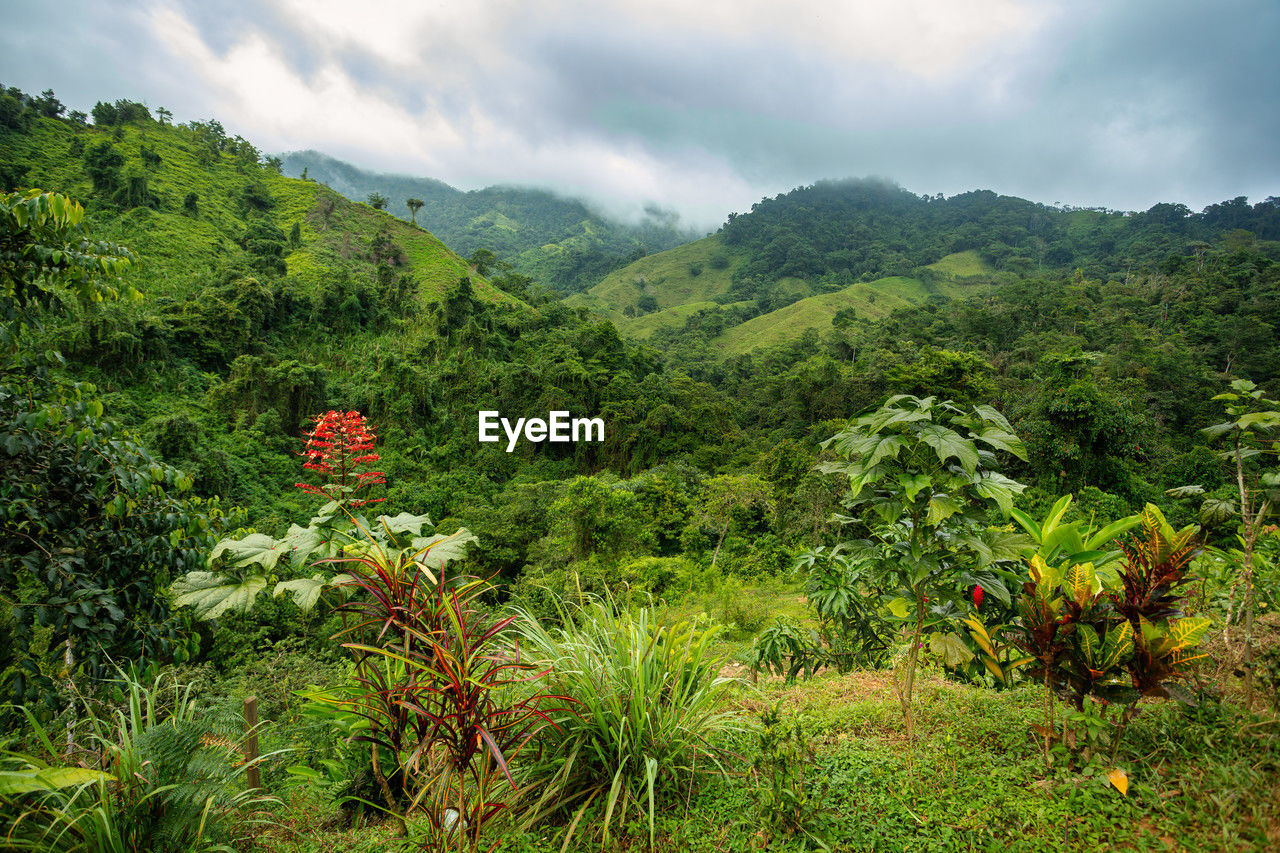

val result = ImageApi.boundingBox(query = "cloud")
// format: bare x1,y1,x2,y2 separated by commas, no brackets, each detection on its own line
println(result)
1,0,1276,226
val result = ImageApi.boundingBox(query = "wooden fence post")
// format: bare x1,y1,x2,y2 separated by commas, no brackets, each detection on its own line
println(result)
244,695,261,791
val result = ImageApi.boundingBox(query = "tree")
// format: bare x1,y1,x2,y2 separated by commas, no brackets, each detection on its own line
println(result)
155,106,172,125
82,142,124,196
698,474,773,571
405,197,424,225
1,190,137,315
34,90,65,119
467,248,499,277
1,190,218,708
820,395,1027,741
366,192,389,210
1178,379,1280,703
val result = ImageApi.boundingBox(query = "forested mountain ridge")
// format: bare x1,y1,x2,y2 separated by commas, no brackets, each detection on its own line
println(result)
279,150,700,295
575,177,1280,357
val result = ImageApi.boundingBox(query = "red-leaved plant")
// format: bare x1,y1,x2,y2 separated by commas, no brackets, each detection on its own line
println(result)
295,410,387,507
331,543,571,847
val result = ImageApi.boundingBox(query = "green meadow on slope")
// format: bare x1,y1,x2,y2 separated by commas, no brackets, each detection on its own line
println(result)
717,251,1000,355
565,235,744,326
570,239,1003,354
0,113,509,308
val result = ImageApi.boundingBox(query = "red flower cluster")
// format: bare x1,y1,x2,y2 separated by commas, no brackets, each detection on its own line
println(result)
294,410,386,507
972,585,984,610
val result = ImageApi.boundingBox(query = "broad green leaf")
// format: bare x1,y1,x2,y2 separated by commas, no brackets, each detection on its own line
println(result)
917,424,979,474
897,472,931,501
974,426,1028,461
410,528,479,570
1164,484,1206,499
929,632,975,667
973,403,1014,432
1042,524,1086,560
873,497,906,524
969,571,1011,606
846,462,889,496
1084,516,1141,551
886,597,912,618
273,573,331,612
378,511,433,540
172,572,268,619
926,493,961,526
0,768,114,794
1199,499,1237,526
1009,507,1042,541
866,435,907,468
972,471,1024,516
284,524,328,569
208,533,288,572
1042,494,1074,538
1200,421,1235,439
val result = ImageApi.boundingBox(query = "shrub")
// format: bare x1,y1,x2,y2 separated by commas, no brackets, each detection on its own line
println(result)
513,598,743,847
0,670,274,852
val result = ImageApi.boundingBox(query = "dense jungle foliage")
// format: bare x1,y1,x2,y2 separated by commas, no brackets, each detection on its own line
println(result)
2,84,1279,852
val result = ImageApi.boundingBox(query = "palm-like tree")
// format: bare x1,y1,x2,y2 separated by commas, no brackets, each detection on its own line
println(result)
406,197,423,225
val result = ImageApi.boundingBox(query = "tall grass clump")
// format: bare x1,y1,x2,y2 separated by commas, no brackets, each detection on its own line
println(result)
513,598,744,847
1,670,275,852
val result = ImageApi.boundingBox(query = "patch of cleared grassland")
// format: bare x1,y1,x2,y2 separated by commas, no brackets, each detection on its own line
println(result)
715,252,999,356
566,235,745,322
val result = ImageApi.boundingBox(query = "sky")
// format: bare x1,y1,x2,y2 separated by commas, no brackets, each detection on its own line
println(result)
2,0,1277,229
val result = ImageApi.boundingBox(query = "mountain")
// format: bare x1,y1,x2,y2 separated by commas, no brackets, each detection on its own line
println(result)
279,150,700,294
0,94,693,535
569,178,1280,356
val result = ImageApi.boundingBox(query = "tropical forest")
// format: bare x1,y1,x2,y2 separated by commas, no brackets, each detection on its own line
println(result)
1,79,1279,852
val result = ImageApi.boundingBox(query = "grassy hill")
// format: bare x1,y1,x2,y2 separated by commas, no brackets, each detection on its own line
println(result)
280,150,700,294
565,236,745,333
716,252,996,355
0,116,511,308
570,237,1001,353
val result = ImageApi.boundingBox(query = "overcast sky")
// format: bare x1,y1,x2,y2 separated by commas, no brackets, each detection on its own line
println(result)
2,0,1276,228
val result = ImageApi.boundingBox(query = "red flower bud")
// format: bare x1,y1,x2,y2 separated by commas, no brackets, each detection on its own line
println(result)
972,585,984,610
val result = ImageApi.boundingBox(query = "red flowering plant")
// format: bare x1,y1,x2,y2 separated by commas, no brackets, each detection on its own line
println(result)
295,410,387,508
173,408,476,621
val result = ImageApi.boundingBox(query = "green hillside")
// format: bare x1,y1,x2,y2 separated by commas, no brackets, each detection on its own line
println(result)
565,236,747,331
280,150,699,294
0,114,511,308
571,238,1001,352
6,86,1280,853
717,252,996,355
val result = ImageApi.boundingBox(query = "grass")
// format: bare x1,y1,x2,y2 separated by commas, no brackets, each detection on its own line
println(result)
0,115,516,309
715,253,999,356
717,275,927,355
924,249,988,278
511,598,746,848
563,239,1001,356
565,235,746,325
221,581,1280,852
